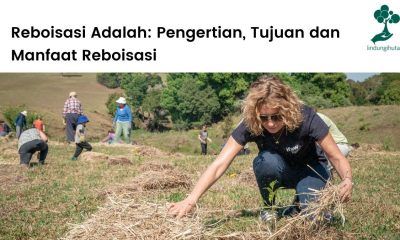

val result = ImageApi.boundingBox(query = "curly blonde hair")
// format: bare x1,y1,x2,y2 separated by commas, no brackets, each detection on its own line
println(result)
242,76,303,135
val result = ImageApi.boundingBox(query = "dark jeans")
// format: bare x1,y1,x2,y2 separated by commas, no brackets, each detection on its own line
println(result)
253,151,330,209
201,143,207,155
19,140,48,165
73,142,92,158
65,113,80,142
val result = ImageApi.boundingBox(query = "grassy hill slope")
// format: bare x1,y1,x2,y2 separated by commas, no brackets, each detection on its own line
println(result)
321,105,400,151
133,105,400,154
0,73,120,140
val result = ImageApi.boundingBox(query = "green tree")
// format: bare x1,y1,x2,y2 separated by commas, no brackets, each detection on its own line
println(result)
308,73,352,107
161,75,220,127
140,88,171,131
120,73,162,109
167,73,263,115
348,80,369,105
379,80,400,104
97,73,122,88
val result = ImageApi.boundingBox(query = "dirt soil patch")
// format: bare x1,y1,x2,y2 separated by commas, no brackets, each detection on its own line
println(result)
0,165,28,191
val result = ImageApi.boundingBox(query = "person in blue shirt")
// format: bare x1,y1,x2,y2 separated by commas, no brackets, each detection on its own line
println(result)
15,110,27,139
113,97,132,144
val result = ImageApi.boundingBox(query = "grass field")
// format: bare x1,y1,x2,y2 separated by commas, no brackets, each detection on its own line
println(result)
0,139,399,239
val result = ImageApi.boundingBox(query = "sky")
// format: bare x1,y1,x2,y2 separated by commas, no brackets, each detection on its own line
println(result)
345,73,377,82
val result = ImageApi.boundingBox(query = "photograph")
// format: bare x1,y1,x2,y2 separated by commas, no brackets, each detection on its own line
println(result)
0,72,399,239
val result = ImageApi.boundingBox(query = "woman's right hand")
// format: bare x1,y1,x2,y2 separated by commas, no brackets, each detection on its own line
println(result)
168,198,196,218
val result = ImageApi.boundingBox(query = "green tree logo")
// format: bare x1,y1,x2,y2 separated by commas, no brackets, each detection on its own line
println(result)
371,5,400,44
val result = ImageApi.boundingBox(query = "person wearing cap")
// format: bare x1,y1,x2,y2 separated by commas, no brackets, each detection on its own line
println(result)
15,110,27,139
71,115,92,160
63,91,83,143
113,97,132,144
18,128,48,167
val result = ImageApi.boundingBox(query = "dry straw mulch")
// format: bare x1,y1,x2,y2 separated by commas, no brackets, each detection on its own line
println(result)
265,183,353,240
68,161,352,240
66,167,201,239
108,156,132,165
63,196,207,240
131,144,184,158
67,183,350,240
80,151,109,162
0,141,19,164
80,152,133,165
139,161,175,172
104,169,192,196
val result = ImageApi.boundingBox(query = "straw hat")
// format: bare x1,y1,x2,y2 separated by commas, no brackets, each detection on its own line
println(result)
21,110,28,116
69,91,77,97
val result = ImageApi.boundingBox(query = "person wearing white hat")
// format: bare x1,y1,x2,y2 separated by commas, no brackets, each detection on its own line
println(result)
63,91,83,143
113,97,132,144
15,110,28,139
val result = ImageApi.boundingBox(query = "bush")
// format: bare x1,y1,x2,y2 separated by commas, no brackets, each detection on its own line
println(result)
97,73,121,89
105,93,124,117
2,106,40,130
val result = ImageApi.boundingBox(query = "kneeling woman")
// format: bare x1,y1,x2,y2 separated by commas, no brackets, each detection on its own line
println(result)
169,76,353,219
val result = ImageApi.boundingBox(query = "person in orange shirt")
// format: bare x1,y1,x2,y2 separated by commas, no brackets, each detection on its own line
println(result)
33,116,46,132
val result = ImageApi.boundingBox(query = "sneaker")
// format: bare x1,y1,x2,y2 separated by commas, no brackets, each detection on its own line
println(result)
306,211,334,225
280,205,300,217
259,210,277,222
70,157,77,161
322,211,334,223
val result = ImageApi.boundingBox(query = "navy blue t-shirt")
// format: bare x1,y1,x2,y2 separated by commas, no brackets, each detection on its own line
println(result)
231,106,329,165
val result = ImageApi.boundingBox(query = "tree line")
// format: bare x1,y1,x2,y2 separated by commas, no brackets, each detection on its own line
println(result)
98,73,400,131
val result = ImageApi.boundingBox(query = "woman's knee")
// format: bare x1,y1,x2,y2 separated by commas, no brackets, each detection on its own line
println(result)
253,151,285,179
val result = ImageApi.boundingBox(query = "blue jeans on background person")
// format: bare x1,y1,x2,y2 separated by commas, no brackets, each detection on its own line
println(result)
16,125,22,139
253,151,330,210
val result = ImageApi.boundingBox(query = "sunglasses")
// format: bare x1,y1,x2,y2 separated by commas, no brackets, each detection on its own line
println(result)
259,114,282,122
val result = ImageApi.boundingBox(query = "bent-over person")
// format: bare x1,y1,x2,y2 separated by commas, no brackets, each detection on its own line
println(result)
18,128,48,167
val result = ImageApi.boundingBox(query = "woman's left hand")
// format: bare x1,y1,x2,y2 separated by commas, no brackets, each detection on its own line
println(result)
339,178,353,202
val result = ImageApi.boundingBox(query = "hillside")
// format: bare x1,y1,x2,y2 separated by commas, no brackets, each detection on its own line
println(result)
321,105,400,151
0,73,120,140
133,105,400,154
